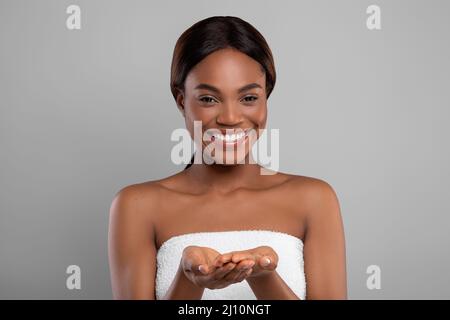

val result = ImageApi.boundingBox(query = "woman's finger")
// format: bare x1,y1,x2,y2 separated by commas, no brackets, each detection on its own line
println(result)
235,268,253,282
232,269,247,282
260,256,271,267
214,253,233,267
223,264,247,282
211,262,236,280
259,255,277,270
189,263,210,275
237,268,252,282
235,259,255,271
222,260,254,282
231,252,254,264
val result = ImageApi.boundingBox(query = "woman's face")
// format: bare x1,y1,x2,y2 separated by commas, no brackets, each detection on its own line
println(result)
177,48,268,165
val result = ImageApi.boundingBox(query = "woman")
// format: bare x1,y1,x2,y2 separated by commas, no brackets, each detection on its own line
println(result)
108,16,347,300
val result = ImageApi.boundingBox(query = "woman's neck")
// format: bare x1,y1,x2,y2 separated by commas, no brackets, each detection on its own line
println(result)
185,161,265,194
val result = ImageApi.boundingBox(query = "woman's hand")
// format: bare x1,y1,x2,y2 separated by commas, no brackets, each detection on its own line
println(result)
181,245,256,289
213,246,279,279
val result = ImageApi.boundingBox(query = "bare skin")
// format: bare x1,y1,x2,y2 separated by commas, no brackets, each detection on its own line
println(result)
108,48,347,300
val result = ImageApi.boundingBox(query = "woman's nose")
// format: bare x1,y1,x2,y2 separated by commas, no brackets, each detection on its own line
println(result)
216,103,242,125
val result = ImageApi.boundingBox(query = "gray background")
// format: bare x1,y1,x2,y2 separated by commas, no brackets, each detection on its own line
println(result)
1,0,449,299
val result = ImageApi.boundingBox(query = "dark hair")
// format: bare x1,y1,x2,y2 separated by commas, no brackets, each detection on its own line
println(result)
185,154,195,170
170,16,277,170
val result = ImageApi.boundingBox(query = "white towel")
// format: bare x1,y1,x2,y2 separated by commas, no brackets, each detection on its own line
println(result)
155,230,306,300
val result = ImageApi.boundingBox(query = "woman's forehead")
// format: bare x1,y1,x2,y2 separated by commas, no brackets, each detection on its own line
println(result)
185,49,266,91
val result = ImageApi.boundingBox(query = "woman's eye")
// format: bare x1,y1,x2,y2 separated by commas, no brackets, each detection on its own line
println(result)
242,95,258,103
199,96,217,104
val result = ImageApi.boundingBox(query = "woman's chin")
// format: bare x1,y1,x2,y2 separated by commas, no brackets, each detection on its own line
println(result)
213,154,250,166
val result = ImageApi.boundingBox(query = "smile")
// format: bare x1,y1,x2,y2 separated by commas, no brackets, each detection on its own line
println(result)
213,131,246,143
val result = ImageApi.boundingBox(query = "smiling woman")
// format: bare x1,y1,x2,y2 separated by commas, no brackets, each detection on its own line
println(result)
108,16,347,300
169,16,276,169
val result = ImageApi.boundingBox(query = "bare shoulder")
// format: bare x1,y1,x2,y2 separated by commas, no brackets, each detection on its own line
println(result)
277,172,341,220
292,174,339,202
109,178,170,223
274,171,335,192
110,170,187,218
112,181,156,209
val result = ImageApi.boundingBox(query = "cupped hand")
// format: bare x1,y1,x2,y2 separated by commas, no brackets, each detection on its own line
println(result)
181,245,256,289
213,246,279,279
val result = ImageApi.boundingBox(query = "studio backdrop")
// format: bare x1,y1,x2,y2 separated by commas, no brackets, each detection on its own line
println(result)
1,0,449,299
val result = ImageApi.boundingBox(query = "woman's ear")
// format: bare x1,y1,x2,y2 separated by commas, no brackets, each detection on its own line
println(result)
175,89,185,117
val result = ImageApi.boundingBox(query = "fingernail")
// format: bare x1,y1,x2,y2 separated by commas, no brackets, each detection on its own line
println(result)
261,257,271,267
198,265,206,274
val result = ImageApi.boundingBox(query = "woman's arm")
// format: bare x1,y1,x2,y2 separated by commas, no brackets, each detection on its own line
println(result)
108,184,208,300
161,262,205,299
246,271,300,299
302,179,347,299
237,179,347,300
108,185,157,299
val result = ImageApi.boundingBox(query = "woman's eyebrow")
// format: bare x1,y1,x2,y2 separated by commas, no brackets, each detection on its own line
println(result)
237,83,262,93
194,83,221,93
194,83,262,93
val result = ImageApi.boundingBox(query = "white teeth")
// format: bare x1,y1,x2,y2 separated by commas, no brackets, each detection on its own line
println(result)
214,131,246,142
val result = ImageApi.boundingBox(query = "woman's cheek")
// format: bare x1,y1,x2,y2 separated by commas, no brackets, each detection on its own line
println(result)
246,104,267,127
